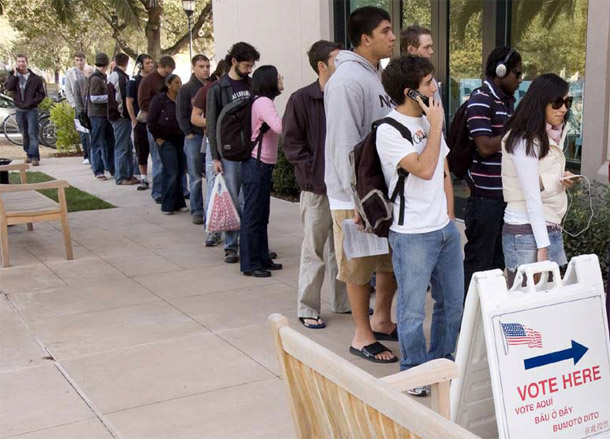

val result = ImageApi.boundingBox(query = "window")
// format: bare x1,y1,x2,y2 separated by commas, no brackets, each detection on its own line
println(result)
402,0,431,29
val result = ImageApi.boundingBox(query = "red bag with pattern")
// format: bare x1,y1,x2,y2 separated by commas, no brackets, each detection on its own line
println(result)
205,174,241,233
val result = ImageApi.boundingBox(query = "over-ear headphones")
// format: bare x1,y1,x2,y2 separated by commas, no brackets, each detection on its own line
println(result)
495,48,515,78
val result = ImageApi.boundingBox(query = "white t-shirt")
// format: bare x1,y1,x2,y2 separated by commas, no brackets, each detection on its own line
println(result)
376,110,450,234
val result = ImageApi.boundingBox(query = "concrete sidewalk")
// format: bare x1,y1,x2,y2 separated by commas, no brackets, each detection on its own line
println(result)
0,157,451,439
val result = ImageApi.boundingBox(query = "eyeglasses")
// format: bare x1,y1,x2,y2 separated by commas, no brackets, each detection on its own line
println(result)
550,96,573,110
511,68,523,79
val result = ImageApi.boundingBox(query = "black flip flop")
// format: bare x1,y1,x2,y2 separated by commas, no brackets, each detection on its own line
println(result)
349,341,398,363
299,316,326,329
373,326,398,342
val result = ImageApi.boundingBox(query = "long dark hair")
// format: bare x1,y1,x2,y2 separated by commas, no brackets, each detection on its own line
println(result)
252,65,281,99
504,73,569,159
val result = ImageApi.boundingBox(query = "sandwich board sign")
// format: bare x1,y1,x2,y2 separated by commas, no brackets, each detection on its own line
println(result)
451,255,610,439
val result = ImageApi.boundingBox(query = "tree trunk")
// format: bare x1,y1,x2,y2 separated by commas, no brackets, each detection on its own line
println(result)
146,5,163,61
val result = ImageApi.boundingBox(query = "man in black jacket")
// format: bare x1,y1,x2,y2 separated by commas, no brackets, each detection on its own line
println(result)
4,54,46,166
177,54,210,224
282,40,349,328
206,42,260,264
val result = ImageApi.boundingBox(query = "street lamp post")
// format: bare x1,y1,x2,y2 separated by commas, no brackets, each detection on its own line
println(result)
182,0,196,60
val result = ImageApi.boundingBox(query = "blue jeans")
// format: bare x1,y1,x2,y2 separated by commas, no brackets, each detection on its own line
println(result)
111,118,134,184
184,134,204,217
502,229,568,271
389,221,464,371
78,131,90,160
240,157,273,272
147,129,163,200
15,109,40,160
90,116,115,176
221,158,243,252
158,139,187,213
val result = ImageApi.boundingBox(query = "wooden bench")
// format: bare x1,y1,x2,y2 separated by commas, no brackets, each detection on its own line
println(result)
0,163,73,267
269,314,482,439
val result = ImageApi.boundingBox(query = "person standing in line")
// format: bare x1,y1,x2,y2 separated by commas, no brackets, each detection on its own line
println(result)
4,54,46,166
127,54,155,191
138,55,176,203
74,65,94,166
87,52,115,180
463,47,522,298
283,40,350,328
191,60,229,247
501,74,577,287
206,42,261,264
377,56,462,396
64,51,90,164
107,52,138,185
177,54,211,225
148,74,187,215
324,6,398,363
240,66,284,278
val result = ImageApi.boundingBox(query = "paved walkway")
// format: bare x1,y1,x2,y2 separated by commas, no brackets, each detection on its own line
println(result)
0,157,459,439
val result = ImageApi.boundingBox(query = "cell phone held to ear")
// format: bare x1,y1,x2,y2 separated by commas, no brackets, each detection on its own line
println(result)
407,89,430,107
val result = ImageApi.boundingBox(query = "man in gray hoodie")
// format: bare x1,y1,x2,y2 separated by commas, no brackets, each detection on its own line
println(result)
324,6,398,363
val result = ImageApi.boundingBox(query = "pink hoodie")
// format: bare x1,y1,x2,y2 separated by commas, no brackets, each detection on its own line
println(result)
250,96,282,164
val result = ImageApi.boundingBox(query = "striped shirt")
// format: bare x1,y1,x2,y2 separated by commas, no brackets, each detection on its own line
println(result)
466,79,515,198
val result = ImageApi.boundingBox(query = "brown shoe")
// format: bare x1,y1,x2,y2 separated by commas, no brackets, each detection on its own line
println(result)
31,160,40,166
119,179,136,185
24,158,32,164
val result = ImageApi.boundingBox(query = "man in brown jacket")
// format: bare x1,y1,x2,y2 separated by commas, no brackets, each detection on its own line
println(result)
4,54,46,166
282,40,349,329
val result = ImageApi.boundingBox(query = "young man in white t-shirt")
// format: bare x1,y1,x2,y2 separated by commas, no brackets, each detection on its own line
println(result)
376,56,464,395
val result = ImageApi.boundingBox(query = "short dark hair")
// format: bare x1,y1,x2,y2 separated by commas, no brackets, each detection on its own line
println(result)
15,54,28,62
485,46,521,79
74,51,86,59
114,53,129,68
136,53,152,66
382,55,434,105
225,42,260,64
400,25,431,52
347,6,391,48
251,65,281,100
191,54,210,66
307,40,344,74
158,55,176,69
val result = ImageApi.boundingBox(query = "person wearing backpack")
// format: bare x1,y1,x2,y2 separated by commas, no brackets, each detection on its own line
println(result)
377,55,461,396
325,6,398,364
463,47,522,298
207,42,261,264
239,66,284,277
283,40,350,328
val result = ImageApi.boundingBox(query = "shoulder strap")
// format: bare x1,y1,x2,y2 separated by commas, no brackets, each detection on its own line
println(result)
374,117,413,144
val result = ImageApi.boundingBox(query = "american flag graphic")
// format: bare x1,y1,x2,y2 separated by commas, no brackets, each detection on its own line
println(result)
501,323,543,349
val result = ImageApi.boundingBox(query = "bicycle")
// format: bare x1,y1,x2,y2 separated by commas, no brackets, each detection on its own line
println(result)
2,95,63,148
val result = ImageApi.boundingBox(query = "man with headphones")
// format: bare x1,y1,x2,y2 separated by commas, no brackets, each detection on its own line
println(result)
463,46,523,299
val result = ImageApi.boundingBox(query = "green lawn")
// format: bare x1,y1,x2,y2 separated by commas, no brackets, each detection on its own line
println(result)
8,171,115,212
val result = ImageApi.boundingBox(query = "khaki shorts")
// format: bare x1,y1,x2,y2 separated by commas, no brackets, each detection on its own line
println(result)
331,209,393,285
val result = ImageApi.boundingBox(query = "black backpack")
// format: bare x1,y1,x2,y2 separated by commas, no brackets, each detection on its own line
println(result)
447,99,475,180
349,117,411,238
216,96,269,162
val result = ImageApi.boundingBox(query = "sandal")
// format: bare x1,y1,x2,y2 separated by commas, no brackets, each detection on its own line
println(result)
349,341,398,363
373,326,398,342
299,316,326,329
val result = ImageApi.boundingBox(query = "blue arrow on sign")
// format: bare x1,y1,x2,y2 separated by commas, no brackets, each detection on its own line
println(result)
524,340,589,370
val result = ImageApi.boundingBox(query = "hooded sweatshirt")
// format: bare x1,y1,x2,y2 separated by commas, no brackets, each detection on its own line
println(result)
324,50,393,206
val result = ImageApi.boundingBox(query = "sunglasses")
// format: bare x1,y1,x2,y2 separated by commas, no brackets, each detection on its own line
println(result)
550,96,573,110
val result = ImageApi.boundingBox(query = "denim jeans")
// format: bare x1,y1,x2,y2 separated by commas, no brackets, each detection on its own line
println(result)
78,131,90,160
221,157,244,252
111,118,134,184
205,138,216,213
147,129,163,200
184,134,204,217
463,196,506,298
90,116,115,176
389,221,464,371
158,139,187,213
15,109,40,160
240,157,273,272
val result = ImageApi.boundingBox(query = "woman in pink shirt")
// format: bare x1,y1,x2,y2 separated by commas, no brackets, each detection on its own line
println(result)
240,65,284,277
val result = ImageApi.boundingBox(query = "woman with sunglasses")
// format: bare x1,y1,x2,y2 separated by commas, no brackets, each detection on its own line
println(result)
501,73,577,287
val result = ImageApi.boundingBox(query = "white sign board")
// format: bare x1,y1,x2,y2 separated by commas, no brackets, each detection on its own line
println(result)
452,255,610,439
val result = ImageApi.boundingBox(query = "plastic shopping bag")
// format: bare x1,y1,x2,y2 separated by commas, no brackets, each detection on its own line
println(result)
205,174,241,233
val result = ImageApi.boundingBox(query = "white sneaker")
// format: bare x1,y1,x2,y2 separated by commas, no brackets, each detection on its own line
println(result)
83,159,90,165
407,386,430,397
